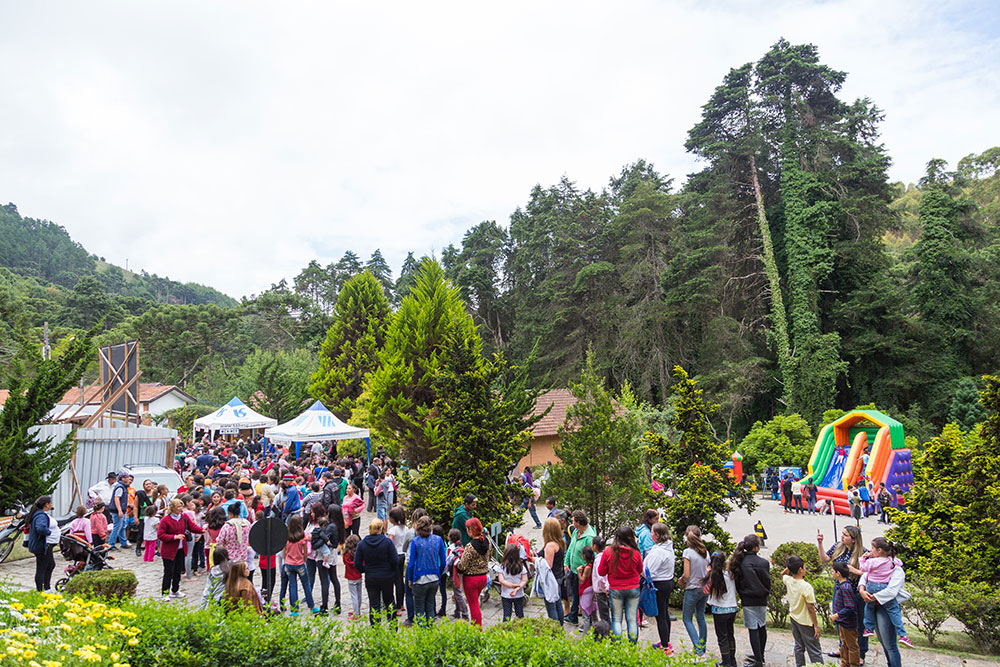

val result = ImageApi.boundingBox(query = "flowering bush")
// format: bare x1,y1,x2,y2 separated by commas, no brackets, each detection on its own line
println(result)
0,590,139,666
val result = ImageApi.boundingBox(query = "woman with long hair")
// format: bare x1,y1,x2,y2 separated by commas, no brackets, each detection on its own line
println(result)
818,525,867,664
643,522,675,653
457,517,491,626
707,550,738,667
537,517,566,624
730,534,771,667
597,524,644,643
282,514,319,616
26,496,58,591
223,561,264,615
679,525,709,655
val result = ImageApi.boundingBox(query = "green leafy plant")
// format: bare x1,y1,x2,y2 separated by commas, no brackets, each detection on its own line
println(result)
902,577,949,647
944,581,1000,654
63,569,138,601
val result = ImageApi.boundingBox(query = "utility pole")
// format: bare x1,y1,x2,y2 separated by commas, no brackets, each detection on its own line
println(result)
42,321,51,361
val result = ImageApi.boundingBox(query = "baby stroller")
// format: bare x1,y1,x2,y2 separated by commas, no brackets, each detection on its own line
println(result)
481,532,535,604
55,533,114,591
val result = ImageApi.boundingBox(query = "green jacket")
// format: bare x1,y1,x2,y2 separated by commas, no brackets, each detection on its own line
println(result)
452,505,473,545
567,524,596,572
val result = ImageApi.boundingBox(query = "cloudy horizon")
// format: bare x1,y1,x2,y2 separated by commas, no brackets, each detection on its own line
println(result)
2,0,997,298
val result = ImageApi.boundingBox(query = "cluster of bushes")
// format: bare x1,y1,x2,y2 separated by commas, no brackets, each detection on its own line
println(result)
0,584,704,667
62,569,138,600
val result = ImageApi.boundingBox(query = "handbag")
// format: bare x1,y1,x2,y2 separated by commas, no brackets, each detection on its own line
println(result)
639,567,659,617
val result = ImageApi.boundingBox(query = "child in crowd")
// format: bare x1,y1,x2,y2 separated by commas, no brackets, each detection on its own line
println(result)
497,543,528,621
860,537,913,648
433,524,448,617
831,562,860,667
68,506,92,543
576,546,596,633
707,549,738,667
343,534,363,620
142,505,160,562
446,528,469,621
310,515,333,568
90,501,108,547
590,535,610,624
782,555,823,667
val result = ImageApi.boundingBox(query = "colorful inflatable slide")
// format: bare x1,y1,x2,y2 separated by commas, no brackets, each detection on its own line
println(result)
797,409,913,516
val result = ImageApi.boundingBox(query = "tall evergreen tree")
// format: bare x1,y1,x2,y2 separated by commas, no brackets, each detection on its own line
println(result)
393,252,420,306
309,271,391,420
0,323,99,508
545,352,649,538
364,250,394,301
368,259,479,465
407,336,543,533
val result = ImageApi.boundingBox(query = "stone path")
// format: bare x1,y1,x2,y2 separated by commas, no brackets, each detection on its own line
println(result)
1,499,992,667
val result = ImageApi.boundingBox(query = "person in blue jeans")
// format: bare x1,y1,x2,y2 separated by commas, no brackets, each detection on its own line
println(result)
282,516,319,616
107,473,133,549
680,525,710,655
597,525,644,643
519,467,541,528
860,567,904,667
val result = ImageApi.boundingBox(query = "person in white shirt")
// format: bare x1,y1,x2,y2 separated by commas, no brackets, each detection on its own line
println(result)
643,523,676,654
707,550,739,667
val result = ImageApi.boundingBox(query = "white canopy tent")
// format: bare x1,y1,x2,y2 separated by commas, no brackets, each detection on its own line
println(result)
193,396,277,441
264,400,371,459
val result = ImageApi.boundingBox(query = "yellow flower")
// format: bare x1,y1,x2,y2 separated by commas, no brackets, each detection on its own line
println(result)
126,638,138,646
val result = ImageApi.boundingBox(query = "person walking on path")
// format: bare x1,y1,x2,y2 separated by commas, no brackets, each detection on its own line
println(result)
565,509,595,625
597,525,644,643
519,467,541,529
679,525,710,656
26,496,58,592
451,494,477,546
158,498,204,599
406,516,447,626
730,534,771,667
354,518,398,625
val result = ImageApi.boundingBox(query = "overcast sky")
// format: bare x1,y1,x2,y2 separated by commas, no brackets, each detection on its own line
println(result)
2,1,997,298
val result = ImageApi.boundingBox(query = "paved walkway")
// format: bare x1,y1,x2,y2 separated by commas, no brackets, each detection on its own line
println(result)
1,499,991,666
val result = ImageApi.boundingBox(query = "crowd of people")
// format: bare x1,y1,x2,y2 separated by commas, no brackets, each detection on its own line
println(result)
21,438,912,667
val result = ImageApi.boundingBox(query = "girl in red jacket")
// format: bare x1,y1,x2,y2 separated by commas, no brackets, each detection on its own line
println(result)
598,525,644,643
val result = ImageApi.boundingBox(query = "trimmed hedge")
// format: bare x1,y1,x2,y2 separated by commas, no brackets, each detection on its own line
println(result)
63,568,138,600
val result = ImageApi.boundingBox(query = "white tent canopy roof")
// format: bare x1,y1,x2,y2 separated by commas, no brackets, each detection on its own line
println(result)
264,400,370,444
193,397,277,431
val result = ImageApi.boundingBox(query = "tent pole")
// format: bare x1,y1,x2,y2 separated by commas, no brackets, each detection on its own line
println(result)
365,437,371,465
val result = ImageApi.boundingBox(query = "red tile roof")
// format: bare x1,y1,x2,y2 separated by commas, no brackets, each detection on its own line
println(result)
532,389,575,437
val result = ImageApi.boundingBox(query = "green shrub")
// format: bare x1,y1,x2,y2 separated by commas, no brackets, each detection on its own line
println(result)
767,564,789,628
902,577,949,646
809,574,834,632
945,581,1000,654
63,569,137,600
770,541,822,573
489,616,564,638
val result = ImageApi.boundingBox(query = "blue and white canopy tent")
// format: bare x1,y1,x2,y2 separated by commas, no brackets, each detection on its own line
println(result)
193,396,277,441
264,400,372,460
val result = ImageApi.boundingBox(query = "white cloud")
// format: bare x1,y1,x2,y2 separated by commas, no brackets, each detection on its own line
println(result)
0,0,996,297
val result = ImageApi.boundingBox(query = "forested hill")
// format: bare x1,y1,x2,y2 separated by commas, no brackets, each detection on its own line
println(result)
0,203,236,308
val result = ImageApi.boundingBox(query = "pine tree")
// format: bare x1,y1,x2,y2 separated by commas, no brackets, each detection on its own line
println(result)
407,337,542,533
368,259,479,465
0,323,99,508
364,250,394,301
948,377,987,431
393,252,420,306
545,352,649,539
644,366,757,551
309,272,391,420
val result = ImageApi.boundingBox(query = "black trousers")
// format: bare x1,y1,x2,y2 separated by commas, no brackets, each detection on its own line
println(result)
394,555,406,609
365,576,395,625
306,559,342,610
714,611,737,667
161,552,185,594
35,546,55,591
260,566,277,602
653,579,674,646
349,518,360,536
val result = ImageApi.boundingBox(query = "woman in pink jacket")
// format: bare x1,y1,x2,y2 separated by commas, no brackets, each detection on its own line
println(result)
158,498,204,599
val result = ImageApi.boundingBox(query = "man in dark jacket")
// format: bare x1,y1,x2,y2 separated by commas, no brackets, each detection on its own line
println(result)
354,523,399,625
781,475,793,514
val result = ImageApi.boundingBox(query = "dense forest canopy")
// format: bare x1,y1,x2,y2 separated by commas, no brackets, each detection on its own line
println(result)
2,40,999,445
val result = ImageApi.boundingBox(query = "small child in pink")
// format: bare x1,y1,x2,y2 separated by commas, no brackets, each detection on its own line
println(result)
860,537,912,648
142,506,160,562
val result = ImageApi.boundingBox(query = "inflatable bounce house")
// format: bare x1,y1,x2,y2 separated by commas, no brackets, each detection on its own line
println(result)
797,409,914,515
